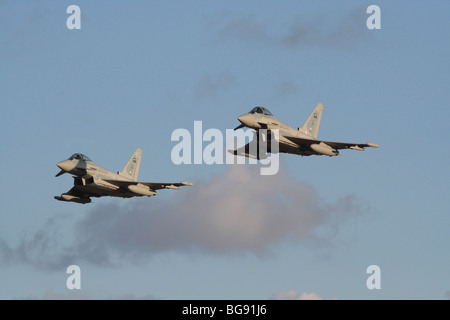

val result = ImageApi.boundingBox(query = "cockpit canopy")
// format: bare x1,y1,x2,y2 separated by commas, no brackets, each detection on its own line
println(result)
249,106,273,116
68,153,92,161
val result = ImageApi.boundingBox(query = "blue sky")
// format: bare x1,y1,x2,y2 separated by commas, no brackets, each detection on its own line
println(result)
1,0,449,299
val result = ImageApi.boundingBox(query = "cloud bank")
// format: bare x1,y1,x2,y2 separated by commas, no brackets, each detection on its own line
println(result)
1,164,365,270
218,8,369,50
270,288,338,300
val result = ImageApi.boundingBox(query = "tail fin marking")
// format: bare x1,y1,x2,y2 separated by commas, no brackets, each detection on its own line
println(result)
118,148,142,181
299,103,323,139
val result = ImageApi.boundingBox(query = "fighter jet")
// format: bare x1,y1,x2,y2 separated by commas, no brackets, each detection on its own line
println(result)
54,148,193,204
231,103,379,158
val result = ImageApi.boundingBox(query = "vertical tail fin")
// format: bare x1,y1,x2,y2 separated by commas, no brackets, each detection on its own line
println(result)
299,103,323,139
118,148,142,181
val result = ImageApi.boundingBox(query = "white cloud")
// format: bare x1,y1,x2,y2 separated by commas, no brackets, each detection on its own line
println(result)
17,290,90,300
1,163,365,269
270,288,338,300
271,289,322,300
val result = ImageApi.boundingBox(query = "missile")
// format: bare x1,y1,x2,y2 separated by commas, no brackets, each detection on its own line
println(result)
366,142,379,148
165,185,180,190
181,181,193,186
350,146,365,151
310,143,339,156
128,184,157,196
54,194,91,204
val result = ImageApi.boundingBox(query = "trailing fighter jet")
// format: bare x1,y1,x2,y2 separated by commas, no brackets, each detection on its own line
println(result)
54,148,193,204
231,103,379,158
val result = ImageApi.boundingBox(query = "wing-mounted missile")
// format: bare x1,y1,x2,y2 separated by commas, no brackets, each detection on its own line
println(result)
350,146,365,151
350,142,379,151
128,184,157,197
165,184,180,190
310,142,339,156
54,194,91,204
165,181,193,189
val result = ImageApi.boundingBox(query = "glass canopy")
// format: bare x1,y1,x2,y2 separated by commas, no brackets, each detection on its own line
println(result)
68,153,92,161
249,106,273,116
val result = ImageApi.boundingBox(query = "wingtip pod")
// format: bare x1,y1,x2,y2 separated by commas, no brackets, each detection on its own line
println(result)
367,142,379,148
181,181,193,186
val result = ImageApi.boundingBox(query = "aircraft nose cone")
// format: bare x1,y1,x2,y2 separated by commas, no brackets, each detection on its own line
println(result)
56,160,75,173
237,113,254,127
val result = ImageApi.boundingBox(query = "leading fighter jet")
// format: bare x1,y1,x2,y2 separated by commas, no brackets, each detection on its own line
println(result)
231,103,379,158
54,148,193,204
